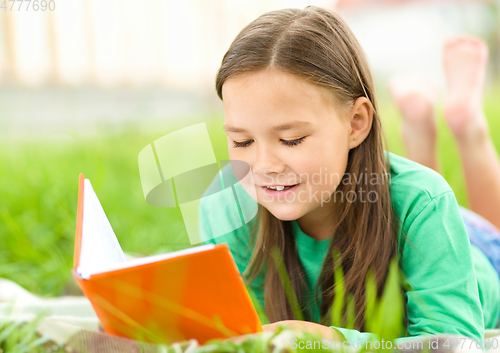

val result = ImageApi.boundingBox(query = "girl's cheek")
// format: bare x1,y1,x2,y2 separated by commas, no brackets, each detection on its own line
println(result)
240,176,258,202
228,149,248,164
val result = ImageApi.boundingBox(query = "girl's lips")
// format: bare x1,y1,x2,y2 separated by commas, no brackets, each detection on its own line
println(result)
261,183,301,199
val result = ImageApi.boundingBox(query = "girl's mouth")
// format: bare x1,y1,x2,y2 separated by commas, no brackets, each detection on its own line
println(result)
261,184,301,199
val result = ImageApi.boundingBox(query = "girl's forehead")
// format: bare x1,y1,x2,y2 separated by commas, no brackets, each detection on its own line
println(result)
222,71,346,130
223,71,337,110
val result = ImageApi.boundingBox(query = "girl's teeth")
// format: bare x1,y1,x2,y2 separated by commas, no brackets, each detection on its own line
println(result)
266,185,294,191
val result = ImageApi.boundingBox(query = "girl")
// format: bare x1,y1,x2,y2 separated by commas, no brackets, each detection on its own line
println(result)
200,6,500,345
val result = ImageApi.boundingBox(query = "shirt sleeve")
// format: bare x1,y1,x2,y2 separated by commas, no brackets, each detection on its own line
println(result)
330,191,484,347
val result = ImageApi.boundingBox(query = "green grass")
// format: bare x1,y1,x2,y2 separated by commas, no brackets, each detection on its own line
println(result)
0,311,66,353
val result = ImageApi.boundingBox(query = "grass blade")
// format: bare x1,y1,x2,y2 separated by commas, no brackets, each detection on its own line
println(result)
270,246,304,321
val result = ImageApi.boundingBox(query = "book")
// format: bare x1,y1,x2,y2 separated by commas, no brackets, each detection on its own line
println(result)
72,173,262,345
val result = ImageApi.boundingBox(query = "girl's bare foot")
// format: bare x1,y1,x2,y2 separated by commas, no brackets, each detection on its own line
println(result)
443,35,489,143
389,75,440,172
443,35,500,230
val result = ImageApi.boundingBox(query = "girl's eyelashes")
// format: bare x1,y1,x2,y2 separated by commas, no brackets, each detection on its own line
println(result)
233,139,254,148
282,136,306,146
232,136,307,148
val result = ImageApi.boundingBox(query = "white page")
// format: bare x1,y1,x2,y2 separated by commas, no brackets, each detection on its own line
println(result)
76,179,216,280
77,179,127,279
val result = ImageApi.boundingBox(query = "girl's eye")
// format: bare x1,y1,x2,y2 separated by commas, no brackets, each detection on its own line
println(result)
233,140,254,148
281,136,306,146
232,136,306,148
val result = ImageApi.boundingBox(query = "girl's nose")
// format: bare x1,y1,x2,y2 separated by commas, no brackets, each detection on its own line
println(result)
252,143,286,177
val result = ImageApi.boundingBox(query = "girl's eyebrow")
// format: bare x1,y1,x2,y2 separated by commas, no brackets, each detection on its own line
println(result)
224,120,311,133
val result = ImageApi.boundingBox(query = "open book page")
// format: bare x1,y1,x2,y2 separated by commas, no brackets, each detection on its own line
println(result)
77,179,128,279
76,178,216,279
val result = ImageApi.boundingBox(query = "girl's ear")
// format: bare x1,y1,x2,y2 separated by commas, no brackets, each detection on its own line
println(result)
347,97,373,150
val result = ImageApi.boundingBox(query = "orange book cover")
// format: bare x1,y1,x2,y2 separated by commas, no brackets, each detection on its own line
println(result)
72,173,262,345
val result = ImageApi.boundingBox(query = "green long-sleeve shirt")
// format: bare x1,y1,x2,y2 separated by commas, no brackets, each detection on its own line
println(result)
199,152,500,345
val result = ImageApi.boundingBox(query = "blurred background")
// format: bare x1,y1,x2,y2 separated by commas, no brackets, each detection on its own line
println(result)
1,0,500,297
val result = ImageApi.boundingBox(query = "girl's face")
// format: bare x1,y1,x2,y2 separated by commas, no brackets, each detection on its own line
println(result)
222,69,366,227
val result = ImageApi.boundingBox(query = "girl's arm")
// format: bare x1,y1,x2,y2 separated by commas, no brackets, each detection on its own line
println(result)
397,191,484,339
329,189,485,346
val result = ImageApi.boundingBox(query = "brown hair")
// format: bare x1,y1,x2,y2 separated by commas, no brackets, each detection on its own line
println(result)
215,6,406,331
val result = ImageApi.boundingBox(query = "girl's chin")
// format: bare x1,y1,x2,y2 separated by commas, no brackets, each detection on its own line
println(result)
264,205,304,221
